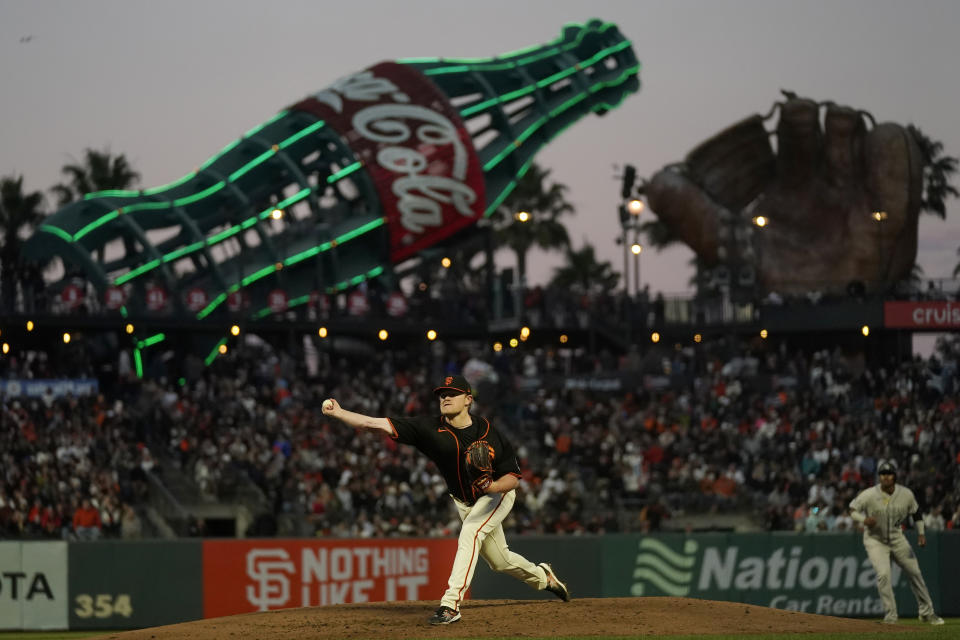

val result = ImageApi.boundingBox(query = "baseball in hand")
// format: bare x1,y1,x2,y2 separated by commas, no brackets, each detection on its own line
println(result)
322,399,335,412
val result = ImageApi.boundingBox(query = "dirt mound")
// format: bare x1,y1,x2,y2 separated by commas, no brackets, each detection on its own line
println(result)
90,597,916,639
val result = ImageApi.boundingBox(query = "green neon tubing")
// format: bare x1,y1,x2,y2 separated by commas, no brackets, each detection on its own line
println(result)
140,333,166,348
196,218,385,319
39,224,73,243
481,63,638,173
459,40,631,118
113,187,314,285
85,110,290,201
68,119,321,241
400,21,618,68
133,348,143,378
481,63,639,216
204,338,228,367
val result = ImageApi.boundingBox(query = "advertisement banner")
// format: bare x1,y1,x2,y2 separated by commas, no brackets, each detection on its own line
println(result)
469,536,603,600
603,533,942,617
289,62,486,263
0,542,68,630
884,301,960,329
0,378,98,399
68,541,203,629
203,538,458,618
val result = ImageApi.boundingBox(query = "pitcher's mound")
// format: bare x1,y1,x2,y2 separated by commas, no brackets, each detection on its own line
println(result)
91,597,915,639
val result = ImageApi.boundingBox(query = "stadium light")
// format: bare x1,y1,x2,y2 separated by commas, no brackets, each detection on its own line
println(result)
318,327,328,338
230,325,241,336
872,211,888,222
493,341,503,352
753,215,768,228
426,329,437,341
378,329,389,341
441,257,452,268
631,242,642,255
509,338,519,348
26,320,34,332
694,333,702,343
218,344,228,354
861,325,870,337
627,198,644,215
760,329,768,339
270,208,284,220
1,343,8,354
125,323,135,334
514,211,530,223
520,326,531,339
62,332,71,344
559,334,568,344
651,332,660,343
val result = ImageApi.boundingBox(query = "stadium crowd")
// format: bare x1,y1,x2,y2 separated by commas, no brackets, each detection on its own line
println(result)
2,324,959,540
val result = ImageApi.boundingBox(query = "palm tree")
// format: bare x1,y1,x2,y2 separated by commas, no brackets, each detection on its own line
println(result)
638,218,682,250
550,242,619,295
51,148,141,206
908,125,958,220
494,163,574,292
0,175,46,311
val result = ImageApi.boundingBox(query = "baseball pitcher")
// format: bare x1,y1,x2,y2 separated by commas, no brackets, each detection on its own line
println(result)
848,461,944,625
322,374,569,625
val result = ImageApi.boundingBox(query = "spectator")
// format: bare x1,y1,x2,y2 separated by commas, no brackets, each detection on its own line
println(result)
73,498,102,541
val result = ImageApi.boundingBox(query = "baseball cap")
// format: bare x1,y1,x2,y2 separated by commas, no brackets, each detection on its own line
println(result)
877,461,897,475
433,374,471,396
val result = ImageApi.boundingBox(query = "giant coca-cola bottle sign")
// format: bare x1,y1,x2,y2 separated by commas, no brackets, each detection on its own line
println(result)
290,62,485,262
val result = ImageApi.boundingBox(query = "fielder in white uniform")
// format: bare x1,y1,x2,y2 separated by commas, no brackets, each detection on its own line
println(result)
321,374,570,625
848,461,944,625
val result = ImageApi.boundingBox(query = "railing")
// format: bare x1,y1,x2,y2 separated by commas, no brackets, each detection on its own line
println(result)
144,469,191,536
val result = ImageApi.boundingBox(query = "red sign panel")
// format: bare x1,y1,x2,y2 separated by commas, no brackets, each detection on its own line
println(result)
227,291,248,313
202,539,458,618
289,62,486,263
268,289,288,313
185,287,209,312
884,301,960,329
104,286,126,310
347,290,369,316
145,285,168,311
61,284,83,309
386,292,408,317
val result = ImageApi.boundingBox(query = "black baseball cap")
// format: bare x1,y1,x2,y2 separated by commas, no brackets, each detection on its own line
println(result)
433,374,471,396
878,462,897,475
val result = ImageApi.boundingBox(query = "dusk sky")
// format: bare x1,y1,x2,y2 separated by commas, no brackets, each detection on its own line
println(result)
2,0,959,298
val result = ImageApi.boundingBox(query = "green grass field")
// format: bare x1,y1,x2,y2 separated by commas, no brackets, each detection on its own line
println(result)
1,619,958,640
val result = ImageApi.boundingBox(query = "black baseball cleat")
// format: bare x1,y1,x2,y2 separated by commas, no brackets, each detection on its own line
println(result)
539,562,571,602
428,606,461,625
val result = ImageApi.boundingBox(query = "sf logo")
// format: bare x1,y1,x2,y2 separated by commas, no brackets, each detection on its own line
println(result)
245,549,295,610
445,377,453,385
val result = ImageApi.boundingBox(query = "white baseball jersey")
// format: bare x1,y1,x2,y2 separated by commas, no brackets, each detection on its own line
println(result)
849,484,919,544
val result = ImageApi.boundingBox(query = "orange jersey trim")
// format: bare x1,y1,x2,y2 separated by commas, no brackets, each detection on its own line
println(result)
439,424,466,500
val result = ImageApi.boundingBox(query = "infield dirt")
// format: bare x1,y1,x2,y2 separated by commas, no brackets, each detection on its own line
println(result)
89,597,918,639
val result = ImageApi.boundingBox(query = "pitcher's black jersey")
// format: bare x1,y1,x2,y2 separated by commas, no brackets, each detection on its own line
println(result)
387,414,521,504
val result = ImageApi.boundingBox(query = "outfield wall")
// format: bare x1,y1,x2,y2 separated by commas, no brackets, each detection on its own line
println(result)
1,532,956,630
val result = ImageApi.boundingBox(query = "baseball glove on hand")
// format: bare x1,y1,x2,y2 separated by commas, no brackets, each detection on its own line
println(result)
464,440,495,501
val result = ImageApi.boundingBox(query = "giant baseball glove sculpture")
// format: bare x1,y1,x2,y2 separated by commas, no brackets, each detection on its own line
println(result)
645,92,927,294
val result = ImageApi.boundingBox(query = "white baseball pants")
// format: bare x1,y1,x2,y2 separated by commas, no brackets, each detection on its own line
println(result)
440,489,548,611
863,535,935,619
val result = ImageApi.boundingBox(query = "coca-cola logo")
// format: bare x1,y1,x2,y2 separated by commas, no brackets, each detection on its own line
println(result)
292,63,485,263
314,71,477,235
